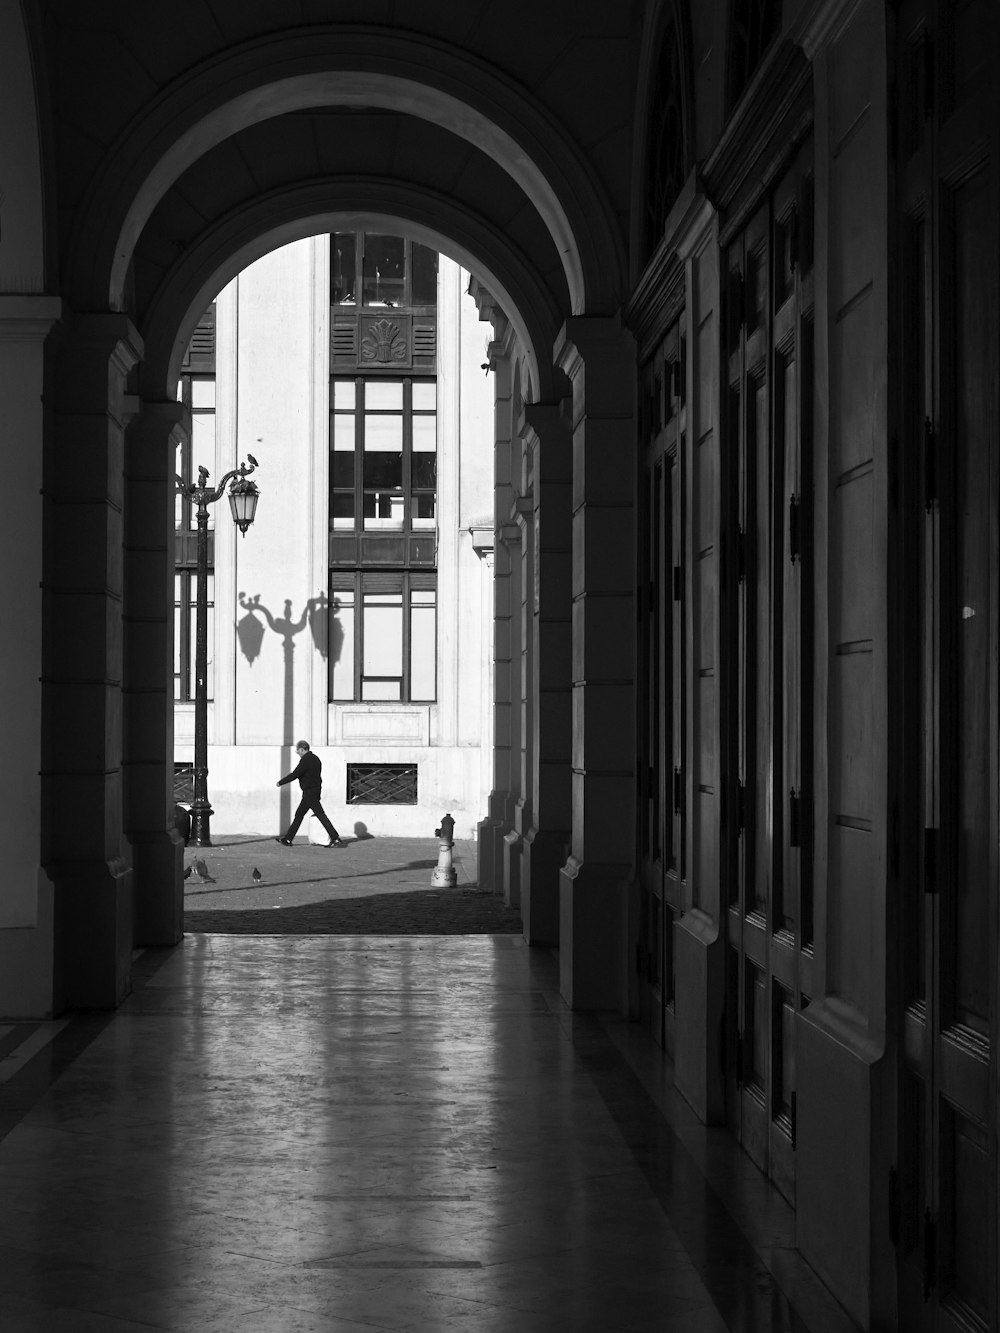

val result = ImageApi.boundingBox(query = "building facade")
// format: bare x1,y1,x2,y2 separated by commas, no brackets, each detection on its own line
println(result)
1,1,998,1327
173,238,495,839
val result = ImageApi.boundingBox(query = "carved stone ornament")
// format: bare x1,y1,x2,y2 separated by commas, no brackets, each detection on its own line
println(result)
362,317,407,363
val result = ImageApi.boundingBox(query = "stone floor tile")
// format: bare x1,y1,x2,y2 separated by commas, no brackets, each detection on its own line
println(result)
0,932,862,1333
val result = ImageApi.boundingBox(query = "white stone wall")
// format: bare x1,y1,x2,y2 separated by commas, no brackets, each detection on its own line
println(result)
176,241,494,841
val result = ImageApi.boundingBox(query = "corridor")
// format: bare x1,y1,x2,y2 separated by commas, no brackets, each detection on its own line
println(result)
0,936,860,1332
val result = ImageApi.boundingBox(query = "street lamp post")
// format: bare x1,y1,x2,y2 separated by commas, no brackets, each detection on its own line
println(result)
176,456,260,847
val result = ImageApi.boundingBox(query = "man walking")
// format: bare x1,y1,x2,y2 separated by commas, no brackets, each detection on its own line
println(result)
275,740,345,847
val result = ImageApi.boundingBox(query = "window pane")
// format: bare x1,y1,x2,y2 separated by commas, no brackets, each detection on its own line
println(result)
363,234,405,306
364,414,403,452
364,600,403,676
412,381,436,410
412,494,435,526
364,452,403,489
333,415,355,452
410,603,436,699
332,233,357,304
190,415,216,530
333,379,356,410
411,243,439,306
362,679,402,701
331,492,355,526
365,381,403,411
329,594,355,700
412,415,436,451
173,599,182,683
206,604,215,701
411,454,436,489
191,379,215,409
364,492,405,527
331,453,355,488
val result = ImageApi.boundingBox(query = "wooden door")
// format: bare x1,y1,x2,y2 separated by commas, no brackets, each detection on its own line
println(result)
638,318,686,1051
723,143,813,1205
895,1,999,1326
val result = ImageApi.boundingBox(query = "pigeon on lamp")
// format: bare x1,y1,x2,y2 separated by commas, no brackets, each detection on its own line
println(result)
252,867,262,884
247,452,259,468
194,858,215,883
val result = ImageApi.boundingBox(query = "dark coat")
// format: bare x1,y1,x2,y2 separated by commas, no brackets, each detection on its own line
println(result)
278,751,323,792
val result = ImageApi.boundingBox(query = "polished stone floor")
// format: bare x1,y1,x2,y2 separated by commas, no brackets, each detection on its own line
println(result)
0,937,861,1331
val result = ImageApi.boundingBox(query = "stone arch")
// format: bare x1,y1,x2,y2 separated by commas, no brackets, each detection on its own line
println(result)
66,27,626,319
139,182,562,405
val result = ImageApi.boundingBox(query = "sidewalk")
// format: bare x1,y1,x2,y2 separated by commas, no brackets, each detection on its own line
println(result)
183,833,524,934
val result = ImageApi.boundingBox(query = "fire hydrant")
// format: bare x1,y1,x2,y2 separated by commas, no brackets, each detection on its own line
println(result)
431,813,457,886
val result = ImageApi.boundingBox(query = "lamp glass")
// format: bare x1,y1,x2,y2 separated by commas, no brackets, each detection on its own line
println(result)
229,487,258,534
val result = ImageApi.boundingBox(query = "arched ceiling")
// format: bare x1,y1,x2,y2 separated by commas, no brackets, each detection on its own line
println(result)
135,110,568,397
36,5,642,392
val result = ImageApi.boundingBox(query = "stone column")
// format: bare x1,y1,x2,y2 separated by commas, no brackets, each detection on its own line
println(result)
45,314,140,1009
0,296,61,1016
123,400,186,946
476,314,519,893
554,316,637,1009
518,401,573,946
502,494,531,909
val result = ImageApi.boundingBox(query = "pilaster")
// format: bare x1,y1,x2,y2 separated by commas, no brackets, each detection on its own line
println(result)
44,312,140,1009
0,296,61,1015
518,401,573,946
123,400,186,946
554,315,637,1010
475,299,519,893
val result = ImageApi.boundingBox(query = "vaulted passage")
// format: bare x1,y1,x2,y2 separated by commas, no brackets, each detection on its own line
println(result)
1,3,999,1329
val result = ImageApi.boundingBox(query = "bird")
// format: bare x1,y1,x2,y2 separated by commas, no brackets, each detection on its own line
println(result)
252,867,262,884
183,865,192,880
194,858,215,883
247,452,259,468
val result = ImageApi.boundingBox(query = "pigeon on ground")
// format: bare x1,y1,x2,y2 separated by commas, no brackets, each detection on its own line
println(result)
183,865,192,880
194,858,215,883
252,867,262,883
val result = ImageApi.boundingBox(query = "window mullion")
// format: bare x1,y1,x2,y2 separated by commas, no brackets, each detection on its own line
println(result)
355,377,363,532
404,379,413,534
402,572,412,703
355,571,364,702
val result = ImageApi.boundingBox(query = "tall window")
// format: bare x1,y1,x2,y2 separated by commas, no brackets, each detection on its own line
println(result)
330,378,437,532
328,234,439,704
174,572,214,702
175,306,217,702
332,233,438,308
727,0,781,110
329,572,436,702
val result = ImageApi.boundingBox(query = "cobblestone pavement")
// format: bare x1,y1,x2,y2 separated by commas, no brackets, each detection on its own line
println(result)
183,834,523,935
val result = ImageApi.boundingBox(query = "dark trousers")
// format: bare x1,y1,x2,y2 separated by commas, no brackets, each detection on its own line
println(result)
284,789,339,842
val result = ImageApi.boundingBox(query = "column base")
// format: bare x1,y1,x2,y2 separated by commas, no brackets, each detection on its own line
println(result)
53,857,133,1009
502,829,522,908
559,855,629,1010
520,826,566,946
131,829,185,947
477,791,513,896
797,1000,894,1331
673,908,726,1124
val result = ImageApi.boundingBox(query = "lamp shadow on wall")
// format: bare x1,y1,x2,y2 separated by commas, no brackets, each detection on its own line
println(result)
236,591,345,828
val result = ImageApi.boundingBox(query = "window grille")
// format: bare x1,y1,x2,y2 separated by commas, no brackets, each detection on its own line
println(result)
347,763,418,805
173,765,194,803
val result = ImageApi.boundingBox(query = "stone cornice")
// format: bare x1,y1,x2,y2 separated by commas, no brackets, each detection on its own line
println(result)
0,294,63,341
702,37,813,244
